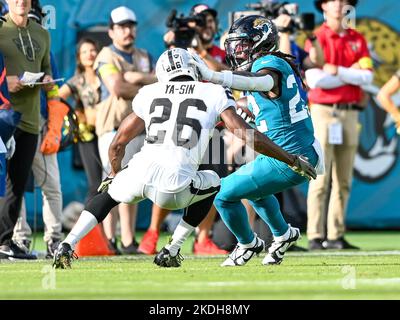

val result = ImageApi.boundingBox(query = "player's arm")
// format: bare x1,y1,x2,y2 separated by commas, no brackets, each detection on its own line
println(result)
108,112,145,176
98,63,141,100
191,55,276,92
377,73,400,129
220,107,317,180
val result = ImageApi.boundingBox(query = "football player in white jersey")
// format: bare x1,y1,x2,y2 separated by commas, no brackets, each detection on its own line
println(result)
53,48,316,269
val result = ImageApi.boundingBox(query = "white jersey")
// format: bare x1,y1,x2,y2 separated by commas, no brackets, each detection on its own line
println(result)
132,81,235,178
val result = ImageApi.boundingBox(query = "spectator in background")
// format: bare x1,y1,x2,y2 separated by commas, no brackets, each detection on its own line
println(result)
377,70,400,134
59,38,102,206
0,49,14,204
274,8,324,102
305,0,373,250
189,3,228,71
0,0,54,260
94,6,156,254
12,2,69,259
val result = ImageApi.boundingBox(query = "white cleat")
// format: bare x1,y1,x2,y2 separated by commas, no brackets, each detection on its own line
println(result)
221,236,265,267
262,225,301,265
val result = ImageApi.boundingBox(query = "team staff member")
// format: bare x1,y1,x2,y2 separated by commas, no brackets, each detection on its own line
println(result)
0,0,54,260
305,0,373,250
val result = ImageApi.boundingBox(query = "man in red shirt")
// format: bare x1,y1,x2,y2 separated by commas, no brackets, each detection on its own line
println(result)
305,0,373,250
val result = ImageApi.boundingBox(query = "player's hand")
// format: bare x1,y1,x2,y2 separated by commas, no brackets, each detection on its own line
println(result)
97,176,114,193
289,155,317,180
189,53,213,81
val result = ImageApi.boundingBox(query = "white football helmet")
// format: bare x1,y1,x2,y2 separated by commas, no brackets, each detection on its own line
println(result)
156,48,200,82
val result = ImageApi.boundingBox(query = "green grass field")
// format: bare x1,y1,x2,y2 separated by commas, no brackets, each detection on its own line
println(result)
1,231,400,300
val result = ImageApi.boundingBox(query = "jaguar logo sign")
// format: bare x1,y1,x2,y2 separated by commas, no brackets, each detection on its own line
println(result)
353,18,400,182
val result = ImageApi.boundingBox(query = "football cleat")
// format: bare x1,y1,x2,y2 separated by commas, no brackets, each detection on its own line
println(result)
52,242,78,269
153,247,183,268
262,225,300,265
221,236,265,267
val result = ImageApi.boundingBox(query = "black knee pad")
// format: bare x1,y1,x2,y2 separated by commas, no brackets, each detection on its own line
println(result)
85,192,119,223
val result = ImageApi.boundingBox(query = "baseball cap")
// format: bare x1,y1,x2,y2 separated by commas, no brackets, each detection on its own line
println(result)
110,6,137,25
190,3,217,18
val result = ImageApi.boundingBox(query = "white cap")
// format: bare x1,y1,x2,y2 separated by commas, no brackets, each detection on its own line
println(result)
110,6,137,25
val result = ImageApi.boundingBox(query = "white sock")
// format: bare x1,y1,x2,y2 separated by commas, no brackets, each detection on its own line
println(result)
274,225,291,242
165,219,195,256
63,210,98,249
239,233,257,248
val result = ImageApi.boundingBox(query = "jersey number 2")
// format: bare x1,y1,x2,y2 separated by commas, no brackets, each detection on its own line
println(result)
287,75,309,124
147,98,207,149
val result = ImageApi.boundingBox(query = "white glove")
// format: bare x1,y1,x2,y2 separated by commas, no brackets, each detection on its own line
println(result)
189,53,214,81
5,136,16,160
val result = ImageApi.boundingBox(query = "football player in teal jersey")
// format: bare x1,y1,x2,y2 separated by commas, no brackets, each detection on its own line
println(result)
191,15,324,266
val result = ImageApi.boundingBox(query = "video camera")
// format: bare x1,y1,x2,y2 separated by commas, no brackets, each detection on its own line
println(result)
165,9,206,49
230,1,315,34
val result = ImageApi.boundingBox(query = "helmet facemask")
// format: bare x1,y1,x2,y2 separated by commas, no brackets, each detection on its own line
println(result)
225,36,255,71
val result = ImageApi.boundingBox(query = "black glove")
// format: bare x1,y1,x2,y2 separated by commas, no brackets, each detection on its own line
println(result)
97,176,114,193
289,155,317,180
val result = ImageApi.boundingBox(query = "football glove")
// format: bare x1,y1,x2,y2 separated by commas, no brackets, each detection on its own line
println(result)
97,176,114,193
189,53,214,81
289,155,317,180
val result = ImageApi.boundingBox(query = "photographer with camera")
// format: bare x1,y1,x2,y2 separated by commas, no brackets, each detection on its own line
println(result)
164,4,228,72
274,5,324,72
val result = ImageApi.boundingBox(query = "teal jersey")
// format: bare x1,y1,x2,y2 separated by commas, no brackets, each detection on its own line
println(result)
247,55,315,153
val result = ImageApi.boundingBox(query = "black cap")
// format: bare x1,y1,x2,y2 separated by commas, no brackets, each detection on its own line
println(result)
315,0,358,13
190,3,217,18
